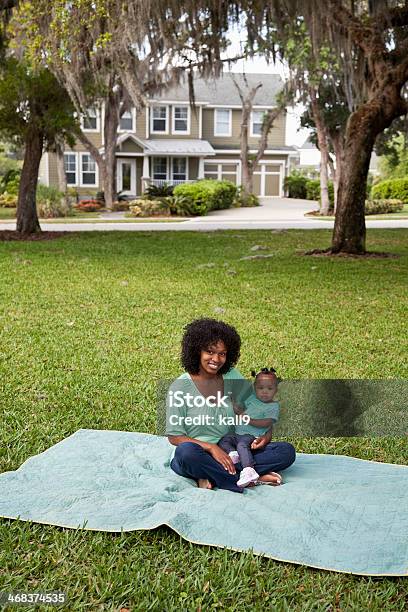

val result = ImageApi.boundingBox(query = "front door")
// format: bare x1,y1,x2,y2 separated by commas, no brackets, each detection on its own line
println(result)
117,159,136,196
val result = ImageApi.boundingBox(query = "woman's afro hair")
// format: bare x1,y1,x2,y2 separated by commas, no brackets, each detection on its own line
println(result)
181,318,241,375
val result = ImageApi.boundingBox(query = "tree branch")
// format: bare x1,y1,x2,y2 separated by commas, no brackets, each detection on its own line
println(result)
326,1,374,54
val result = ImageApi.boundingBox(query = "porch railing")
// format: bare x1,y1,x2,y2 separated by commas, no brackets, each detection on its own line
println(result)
142,178,196,190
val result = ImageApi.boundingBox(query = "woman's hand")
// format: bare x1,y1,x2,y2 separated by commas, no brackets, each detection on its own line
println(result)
251,430,272,450
208,445,236,474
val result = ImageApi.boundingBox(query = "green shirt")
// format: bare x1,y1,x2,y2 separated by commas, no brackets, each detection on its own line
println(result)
166,367,251,444
235,394,280,436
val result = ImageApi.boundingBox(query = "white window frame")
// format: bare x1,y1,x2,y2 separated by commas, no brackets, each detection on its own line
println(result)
250,110,265,137
79,152,98,188
63,152,78,187
150,105,169,134
118,107,136,133
203,159,240,184
171,157,188,181
80,107,100,133
214,108,232,137
172,105,190,135
152,156,168,180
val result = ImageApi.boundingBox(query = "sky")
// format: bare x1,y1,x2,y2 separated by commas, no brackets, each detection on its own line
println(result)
223,28,311,148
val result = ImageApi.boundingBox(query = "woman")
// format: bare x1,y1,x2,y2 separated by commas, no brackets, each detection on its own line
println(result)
166,318,296,493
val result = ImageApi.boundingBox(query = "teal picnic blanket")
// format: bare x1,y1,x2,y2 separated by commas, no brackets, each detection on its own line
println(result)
0,429,407,576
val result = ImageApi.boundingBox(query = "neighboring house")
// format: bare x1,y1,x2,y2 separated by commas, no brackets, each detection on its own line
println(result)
297,137,321,171
39,73,298,198
295,136,380,176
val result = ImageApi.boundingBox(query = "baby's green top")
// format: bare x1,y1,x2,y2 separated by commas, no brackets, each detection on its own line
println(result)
235,393,280,436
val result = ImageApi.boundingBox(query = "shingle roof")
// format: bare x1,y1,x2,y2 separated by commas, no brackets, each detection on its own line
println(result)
300,137,316,149
144,139,215,155
154,73,284,107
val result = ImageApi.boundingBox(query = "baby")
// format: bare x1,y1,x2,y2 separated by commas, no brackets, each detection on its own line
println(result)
218,368,280,487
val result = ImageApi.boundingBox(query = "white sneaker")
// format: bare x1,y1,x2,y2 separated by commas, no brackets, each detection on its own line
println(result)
229,451,240,464
237,467,259,487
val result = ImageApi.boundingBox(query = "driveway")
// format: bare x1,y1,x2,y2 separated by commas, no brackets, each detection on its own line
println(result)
202,197,319,221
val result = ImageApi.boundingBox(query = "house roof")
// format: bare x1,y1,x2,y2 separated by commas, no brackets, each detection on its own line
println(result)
300,137,317,150
144,139,215,156
152,73,284,107
103,134,215,156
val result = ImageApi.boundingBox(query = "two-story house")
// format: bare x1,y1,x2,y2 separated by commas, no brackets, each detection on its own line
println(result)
39,73,297,198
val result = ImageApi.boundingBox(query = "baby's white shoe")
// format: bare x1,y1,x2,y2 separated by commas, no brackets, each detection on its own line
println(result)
237,466,259,487
229,451,240,464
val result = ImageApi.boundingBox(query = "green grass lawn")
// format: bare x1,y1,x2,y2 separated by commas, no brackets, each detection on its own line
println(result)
0,229,407,610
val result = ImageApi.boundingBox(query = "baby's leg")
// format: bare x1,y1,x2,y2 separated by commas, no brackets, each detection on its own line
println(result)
236,434,256,468
218,433,238,454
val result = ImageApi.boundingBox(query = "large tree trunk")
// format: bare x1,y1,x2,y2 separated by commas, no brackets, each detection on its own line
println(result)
240,100,253,196
310,90,330,215
16,127,43,234
55,137,67,192
103,90,120,210
332,87,406,254
329,132,345,214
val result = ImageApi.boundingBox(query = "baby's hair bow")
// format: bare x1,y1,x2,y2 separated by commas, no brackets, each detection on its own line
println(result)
251,367,277,377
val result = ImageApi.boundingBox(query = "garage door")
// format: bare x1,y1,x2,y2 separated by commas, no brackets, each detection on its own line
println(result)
204,161,239,184
253,163,282,196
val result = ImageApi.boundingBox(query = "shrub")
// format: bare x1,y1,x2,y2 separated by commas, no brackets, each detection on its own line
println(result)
128,198,171,217
284,171,308,199
112,200,130,212
75,199,103,212
371,178,408,203
0,168,20,195
95,191,105,204
0,192,18,207
0,155,21,177
172,180,237,216
67,187,79,204
365,199,404,215
306,179,334,206
233,187,260,208
36,184,73,218
145,183,174,198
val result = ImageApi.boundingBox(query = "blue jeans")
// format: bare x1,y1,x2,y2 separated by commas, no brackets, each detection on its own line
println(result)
218,433,256,468
170,441,296,493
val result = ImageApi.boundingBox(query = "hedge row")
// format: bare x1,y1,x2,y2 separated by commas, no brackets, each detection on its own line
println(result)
172,179,237,216
371,178,408,203
284,173,334,205
365,199,403,215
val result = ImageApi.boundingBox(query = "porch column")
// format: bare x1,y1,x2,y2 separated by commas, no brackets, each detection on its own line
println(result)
198,156,205,179
142,155,150,193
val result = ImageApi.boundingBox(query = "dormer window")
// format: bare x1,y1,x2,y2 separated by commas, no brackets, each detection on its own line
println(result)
151,106,169,133
214,109,232,137
251,111,264,136
81,107,99,132
173,106,189,134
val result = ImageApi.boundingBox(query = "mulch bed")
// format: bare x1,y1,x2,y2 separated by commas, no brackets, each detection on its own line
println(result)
0,231,71,242
301,248,399,259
